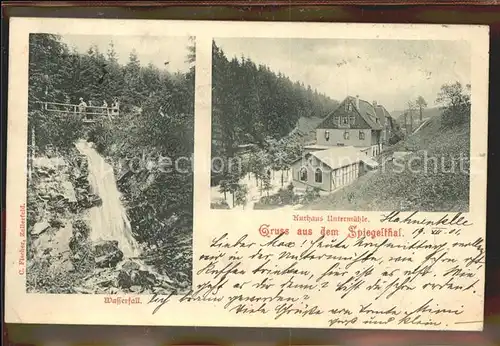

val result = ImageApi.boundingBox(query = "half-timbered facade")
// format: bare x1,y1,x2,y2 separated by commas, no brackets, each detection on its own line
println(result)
290,146,378,192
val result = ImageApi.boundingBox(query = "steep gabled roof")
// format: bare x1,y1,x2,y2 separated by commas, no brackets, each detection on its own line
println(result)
374,106,387,127
358,99,383,130
316,96,383,131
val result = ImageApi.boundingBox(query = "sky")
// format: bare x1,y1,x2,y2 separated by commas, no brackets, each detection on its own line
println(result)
215,38,471,112
60,35,193,73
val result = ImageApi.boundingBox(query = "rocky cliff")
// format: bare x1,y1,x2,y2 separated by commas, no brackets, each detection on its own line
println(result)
26,146,188,294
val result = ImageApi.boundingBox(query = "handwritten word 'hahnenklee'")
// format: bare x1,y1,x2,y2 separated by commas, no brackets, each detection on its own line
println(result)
148,211,482,328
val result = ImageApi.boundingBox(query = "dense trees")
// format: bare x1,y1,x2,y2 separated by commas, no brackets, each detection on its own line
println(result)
436,82,471,126
211,40,338,161
211,40,338,196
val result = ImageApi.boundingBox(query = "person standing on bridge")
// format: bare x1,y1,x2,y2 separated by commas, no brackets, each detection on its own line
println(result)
111,98,120,117
88,100,95,120
78,98,88,120
102,100,112,120
102,100,108,114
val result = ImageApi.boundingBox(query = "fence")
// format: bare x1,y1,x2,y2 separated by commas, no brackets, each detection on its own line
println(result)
35,101,120,122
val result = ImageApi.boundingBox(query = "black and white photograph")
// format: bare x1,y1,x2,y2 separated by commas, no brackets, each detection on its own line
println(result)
210,38,471,212
25,33,195,294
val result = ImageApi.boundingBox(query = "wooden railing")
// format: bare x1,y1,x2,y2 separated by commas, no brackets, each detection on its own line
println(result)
35,101,119,122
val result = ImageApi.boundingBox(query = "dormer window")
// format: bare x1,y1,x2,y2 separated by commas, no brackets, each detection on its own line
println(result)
325,130,330,141
342,117,348,125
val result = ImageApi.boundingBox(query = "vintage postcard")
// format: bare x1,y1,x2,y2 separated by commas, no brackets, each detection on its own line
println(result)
5,17,489,331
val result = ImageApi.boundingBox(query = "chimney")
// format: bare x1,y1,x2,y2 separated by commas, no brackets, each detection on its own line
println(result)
356,95,360,110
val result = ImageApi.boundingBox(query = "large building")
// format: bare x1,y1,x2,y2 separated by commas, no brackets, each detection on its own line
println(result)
291,96,401,192
312,95,391,157
373,101,394,147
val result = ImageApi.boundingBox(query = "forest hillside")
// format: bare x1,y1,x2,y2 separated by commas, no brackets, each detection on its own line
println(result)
211,40,339,189
26,34,194,294
211,41,339,157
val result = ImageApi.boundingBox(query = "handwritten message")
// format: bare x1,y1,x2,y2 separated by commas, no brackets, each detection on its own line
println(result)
149,211,484,329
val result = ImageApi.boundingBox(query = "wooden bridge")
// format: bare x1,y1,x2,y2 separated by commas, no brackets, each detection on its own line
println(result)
36,101,119,123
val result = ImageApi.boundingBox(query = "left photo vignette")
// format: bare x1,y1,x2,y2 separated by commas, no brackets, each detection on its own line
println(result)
24,33,195,295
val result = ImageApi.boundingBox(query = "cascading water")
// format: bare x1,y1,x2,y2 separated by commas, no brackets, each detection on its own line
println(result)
75,139,141,258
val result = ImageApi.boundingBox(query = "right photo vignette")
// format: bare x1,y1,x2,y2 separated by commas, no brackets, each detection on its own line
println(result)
209,37,471,213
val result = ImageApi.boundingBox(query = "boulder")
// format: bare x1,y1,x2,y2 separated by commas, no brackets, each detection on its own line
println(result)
61,181,77,203
75,187,88,195
49,219,65,229
52,197,70,213
131,270,157,287
73,287,94,294
76,194,102,210
130,285,142,293
117,268,157,289
121,260,141,271
93,240,123,268
117,270,133,288
32,221,50,236
72,220,90,237
93,240,119,256
98,279,114,288
75,176,89,189
95,252,123,268
69,202,79,213
68,232,88,255
89,195,103,208
61,260,75,272
36,167,53,177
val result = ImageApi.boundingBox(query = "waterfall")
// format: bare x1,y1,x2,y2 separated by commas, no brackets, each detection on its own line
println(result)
75,140,140,258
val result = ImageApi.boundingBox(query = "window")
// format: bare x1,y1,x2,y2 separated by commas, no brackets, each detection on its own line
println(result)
344,131,350,140
343,166,350,184
348,103,353,111
342,117,348,125
324,131,330,141
350,115,355,125
300,167,308,182
359,131,365,140
315,168,322,183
